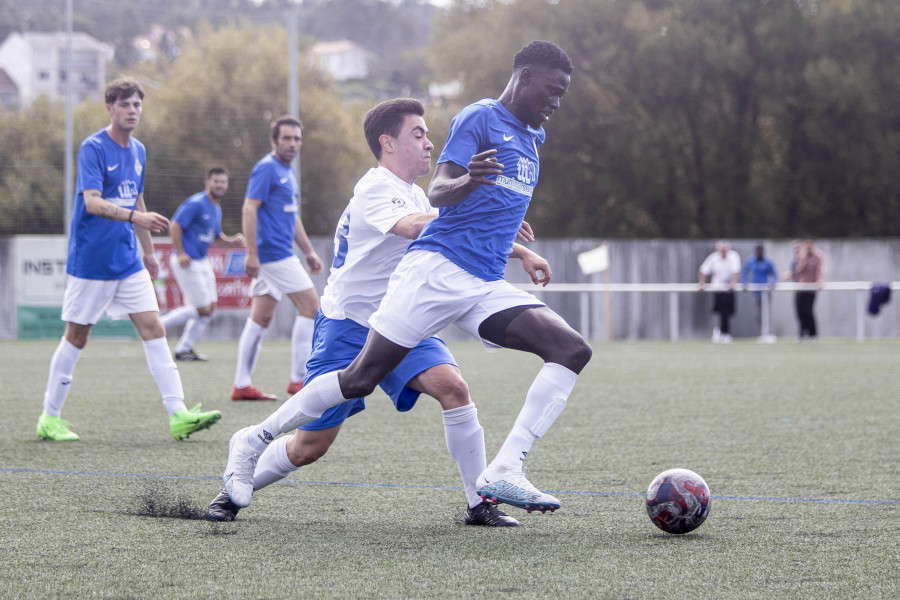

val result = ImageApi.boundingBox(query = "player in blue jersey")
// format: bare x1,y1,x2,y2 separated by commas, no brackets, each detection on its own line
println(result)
36,78,222,442
160,167,246,361
230,116,324,401
222,41,592,516
210,98,552,525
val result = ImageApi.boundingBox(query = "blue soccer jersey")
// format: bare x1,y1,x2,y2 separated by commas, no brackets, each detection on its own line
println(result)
66,128,146,280
409,99,546,281
245,153,299,264
172,191,223,260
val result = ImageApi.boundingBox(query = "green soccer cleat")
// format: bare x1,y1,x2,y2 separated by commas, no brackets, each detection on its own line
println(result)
170,403,222,440
36,412,80,441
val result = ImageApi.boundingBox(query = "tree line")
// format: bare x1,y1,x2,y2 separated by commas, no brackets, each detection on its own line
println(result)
1,0,899,239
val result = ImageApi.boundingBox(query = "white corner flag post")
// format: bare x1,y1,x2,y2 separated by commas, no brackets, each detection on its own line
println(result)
577,243,611,341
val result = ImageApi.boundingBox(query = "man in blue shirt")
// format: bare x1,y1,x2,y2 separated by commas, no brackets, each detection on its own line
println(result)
230,116,323,401
160,167,245,361
741,244,778,341
37,78,222,442
221,41,593,516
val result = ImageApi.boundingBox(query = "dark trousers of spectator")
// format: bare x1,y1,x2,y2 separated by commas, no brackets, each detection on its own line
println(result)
795,291,818,338
713,291,735,334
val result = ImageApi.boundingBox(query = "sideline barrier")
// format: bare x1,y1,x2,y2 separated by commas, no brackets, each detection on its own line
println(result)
512,281,900,343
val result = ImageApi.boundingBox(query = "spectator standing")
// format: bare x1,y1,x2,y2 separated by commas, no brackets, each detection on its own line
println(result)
698,240,741,343
794,238,824,341
741,244,778,342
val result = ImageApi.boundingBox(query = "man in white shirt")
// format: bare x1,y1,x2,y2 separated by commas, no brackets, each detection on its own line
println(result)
698,240,741,342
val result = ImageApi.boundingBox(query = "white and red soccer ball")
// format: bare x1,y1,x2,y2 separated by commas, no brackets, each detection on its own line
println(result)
646,468,711,534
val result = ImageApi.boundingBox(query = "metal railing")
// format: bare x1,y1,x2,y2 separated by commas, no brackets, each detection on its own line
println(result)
513,281,900,342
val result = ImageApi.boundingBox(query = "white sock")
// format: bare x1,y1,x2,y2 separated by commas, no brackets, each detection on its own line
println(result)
43,338,82,416
234,318,266,388
176,315,211,354
142,336,187,415
443,404,486,508
160,305,198,330
253,435,299,491
246,371,346,454
290,316,314,384
489,363,578,471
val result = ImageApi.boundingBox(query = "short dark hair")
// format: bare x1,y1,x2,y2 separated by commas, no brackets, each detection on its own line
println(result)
363,98,425,160
105,77,144,105
513,40,573,75
207,166,229,179
271,115,303,141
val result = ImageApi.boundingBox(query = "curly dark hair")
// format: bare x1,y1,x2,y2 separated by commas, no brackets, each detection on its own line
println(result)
363,98,425,160
513,40,573,75
105,78,144,104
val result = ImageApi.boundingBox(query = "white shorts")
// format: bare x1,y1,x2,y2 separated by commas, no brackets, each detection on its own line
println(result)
249,255,315,302
369,250,545,348
169,254,217,308
61,270,159,325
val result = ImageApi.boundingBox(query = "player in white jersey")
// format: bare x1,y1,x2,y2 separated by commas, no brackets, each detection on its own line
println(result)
230,116,323,401
221,41,592,517
36,78,222,442
160,167,245,361
210,98,547,525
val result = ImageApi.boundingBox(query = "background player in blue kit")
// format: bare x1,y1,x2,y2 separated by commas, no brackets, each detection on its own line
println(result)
222,41,592,516
211,98,548,525
231,116,324,402
161,167,246,361
36,78,222,442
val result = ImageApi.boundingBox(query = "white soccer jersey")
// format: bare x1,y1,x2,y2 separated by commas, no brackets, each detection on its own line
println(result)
320,166,436,325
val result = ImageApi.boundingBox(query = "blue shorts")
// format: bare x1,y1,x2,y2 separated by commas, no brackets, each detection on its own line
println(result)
299,310,457,431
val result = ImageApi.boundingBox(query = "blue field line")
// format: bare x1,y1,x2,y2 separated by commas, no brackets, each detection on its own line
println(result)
2,467,899,506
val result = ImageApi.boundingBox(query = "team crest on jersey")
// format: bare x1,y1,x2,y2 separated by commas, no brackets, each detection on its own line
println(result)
390,197,407,210
134,158,143,176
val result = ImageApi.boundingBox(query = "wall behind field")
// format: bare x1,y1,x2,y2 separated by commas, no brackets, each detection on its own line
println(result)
1,236,897,342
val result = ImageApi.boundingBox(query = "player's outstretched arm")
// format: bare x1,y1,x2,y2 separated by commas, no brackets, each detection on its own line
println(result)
389,213,437,240
427,149,503,207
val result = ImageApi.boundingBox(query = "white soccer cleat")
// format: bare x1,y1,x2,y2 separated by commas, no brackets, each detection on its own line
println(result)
222,426,259,508
475,466,561,514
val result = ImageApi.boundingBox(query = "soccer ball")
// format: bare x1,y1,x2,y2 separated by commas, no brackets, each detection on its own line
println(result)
645,468,710,534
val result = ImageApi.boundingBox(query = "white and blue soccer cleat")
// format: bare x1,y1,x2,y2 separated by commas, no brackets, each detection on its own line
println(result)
476,466,561,514
222,427,259,508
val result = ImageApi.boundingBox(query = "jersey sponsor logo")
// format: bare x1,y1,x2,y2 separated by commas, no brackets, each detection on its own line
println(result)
516,157,536,185
116,180,139,200
283,201,298,213
495,174,534,197
107,163,120,172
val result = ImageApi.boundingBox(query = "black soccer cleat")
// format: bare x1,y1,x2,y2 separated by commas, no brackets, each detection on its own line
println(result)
175,349,209,362
464,501,519,527
208,488,241,522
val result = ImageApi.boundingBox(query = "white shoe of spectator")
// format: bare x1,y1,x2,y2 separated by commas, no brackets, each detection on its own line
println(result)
720,333,733,343
712,327,721,343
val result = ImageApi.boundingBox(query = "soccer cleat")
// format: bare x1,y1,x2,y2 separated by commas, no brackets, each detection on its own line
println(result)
170,403,222,440
175,349,209,362
223,426,260,508
286,379,304,395
464,501,519,527
476,466,561,514
36,412,79,441
208,488,241,522
231,385,278,402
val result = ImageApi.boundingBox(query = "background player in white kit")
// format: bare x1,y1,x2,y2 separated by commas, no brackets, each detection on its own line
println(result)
36,78,222,442
160,167,245,361
221,41,592,516
231,116,324,401
210,98,548,525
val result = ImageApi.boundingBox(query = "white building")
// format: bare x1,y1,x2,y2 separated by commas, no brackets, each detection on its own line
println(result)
309,40,371,82
0,32,113,107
